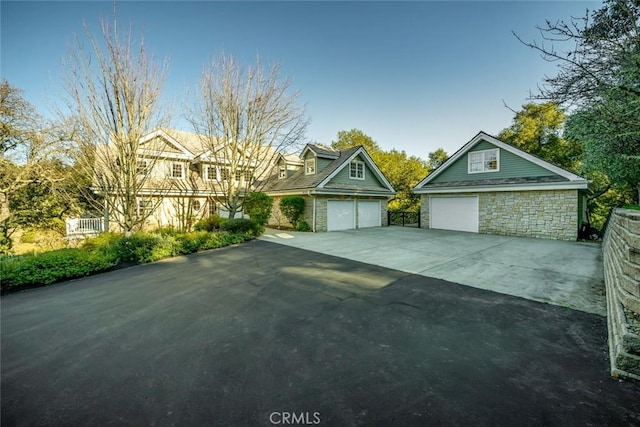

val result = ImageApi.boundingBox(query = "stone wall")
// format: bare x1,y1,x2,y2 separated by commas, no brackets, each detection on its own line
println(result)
420,189,578,241
267,196,314,230
603,208,640,380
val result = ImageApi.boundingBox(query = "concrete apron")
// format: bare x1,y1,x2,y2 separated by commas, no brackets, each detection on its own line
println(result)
261,226,606,316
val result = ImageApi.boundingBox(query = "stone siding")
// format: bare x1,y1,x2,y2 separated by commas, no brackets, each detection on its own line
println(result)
268,196,314,230
603,208,640,380
420,189,578,241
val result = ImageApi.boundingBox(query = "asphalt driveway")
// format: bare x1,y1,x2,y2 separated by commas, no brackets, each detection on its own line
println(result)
262,227,606,316
2,240,638,426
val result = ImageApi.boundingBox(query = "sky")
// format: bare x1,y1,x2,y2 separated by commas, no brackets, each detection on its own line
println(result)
1,1,599,159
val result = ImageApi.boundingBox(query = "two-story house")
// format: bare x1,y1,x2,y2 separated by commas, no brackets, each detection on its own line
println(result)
263,143,396,232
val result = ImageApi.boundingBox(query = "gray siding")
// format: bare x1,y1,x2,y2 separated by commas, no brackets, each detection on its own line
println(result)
327,155,386,188
317,157,333,171
431,139,556,184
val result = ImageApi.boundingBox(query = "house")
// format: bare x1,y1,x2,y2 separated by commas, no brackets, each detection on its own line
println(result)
99,128,266,231
412,131,588,241
263,144,396,231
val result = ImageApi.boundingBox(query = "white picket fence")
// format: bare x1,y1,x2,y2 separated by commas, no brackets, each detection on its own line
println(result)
65,217,105,238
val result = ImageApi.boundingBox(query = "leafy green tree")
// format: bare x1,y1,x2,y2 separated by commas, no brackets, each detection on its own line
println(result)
279,196,305,227
243,192,273,227
516,0,640,201
331,129,382,154
427,148,448,171
498,102,582,172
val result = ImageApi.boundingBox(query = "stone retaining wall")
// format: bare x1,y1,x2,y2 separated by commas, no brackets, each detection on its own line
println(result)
603,208,640,380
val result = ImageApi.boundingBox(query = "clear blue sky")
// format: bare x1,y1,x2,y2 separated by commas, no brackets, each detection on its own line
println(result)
1,1,598,159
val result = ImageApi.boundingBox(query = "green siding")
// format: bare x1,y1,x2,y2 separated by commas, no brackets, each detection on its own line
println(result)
317,157,333,171
327,155,385,188
430,139,557,184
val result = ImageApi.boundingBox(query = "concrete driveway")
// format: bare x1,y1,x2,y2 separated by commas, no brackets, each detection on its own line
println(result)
2,240,638,426
262,227,605,316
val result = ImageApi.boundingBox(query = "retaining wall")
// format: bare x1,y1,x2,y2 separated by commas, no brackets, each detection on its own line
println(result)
603,208,640,380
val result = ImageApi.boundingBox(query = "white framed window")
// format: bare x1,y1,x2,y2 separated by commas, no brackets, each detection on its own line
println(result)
191,199,201,212
235,169,242,182
468,149,499,174
244,169,253,183
278,165,287,179
169,162,184,179
305,158,316,175
207,199,217,217
136,199,152,218
220,167,230,181
349,160,365,180
204,165,216,181
136,160,148,176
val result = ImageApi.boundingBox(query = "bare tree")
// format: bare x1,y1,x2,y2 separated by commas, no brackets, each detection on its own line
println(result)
62,14,171,233
189,54,308,219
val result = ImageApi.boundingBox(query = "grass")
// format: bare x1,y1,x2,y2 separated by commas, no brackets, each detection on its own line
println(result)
622,205,640,210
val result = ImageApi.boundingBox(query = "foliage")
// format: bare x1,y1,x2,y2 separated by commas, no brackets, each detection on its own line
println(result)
279,196,305,226
296,220,310,232
331,129,431,211
194,215,223,232
220,218,261,235
243,192,273,226
518,0,640,201
1,248,114,289
427,148,448,171
1,229,252,291
623,205,640,210
499,102,582,172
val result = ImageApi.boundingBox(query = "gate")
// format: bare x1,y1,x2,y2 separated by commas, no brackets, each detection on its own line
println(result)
387,211,420,227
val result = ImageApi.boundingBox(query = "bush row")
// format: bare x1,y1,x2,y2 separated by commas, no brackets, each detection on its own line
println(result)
1,230,252,292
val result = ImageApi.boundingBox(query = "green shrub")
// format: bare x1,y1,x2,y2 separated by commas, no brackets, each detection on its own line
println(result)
20,231,37,244
296,220,311,232
194,215,222,232
280,196,305,227
1,248,114,290
244,192,273,226
221,218,257,234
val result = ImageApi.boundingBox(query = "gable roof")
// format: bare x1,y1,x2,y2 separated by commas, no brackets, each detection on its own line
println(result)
301,144,340,159
139,129,195,159
414,131,588,193
263,144,395,196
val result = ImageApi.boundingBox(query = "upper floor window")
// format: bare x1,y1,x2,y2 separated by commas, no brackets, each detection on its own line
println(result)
204,165,216,181
468,149,499,174
169,162,184,179
349,160,365,180
136,160,148,176
305,158,316,175
278,165,287,179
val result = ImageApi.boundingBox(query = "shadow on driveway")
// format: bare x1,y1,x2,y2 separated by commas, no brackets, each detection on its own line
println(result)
2,240,638,426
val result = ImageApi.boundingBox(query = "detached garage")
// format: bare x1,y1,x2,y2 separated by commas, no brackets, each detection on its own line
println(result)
264,144,395,232
413,132,588,241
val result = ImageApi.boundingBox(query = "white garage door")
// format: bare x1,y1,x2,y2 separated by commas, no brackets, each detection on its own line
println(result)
327,200,355,231
358,200,381,228
430,196,479,233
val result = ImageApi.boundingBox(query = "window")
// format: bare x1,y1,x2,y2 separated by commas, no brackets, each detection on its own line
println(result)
208,199,217,217
244,169,253,183
205,165,216,181
349,160,365,180
170,162,183,179
191,200,201,212
220,167,230,181
305,158,316,175
278,165,287,179
235,169,242,182
468,149,499,174
136,160,148,176
136,199,152,218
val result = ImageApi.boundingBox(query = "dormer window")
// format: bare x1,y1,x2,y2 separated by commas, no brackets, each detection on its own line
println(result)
305,158,316,175
278,165,287,179
349,160,365,180
468,149,499,174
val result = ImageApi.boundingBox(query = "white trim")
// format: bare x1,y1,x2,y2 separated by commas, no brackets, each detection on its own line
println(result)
139,129,194,156
349,160,365,180
168,161,185,179
414,131,587,189
414,181,587,194
467,148,500,174
318,147,395,192
305,158,316,175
